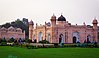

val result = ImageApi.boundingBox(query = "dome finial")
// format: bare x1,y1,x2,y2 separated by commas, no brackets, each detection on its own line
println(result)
61,13,62,15
51,13,56,19
94,16,96,18
83,22,85,24
94,16,96,20
53,13,55,16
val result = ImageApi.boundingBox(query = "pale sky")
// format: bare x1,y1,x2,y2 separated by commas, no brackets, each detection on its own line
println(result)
0,0,99,26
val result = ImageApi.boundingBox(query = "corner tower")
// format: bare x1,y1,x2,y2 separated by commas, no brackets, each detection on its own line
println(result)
29,20,34,40
50,14,56,27
50,14,57,43
92,18,98,42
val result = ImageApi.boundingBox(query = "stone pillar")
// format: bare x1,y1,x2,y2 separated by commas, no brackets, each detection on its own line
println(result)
29,20,34,40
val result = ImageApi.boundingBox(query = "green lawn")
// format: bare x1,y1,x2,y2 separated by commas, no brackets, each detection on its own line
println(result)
0,46,99,58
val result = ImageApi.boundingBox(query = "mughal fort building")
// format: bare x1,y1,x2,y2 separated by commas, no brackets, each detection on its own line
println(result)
0,26,25,40
29,15,98,43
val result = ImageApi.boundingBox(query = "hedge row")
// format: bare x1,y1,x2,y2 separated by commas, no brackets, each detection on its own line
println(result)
1,42,99,48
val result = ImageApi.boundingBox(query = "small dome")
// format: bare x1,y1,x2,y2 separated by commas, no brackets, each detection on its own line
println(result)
29,20,34,25
58,15,66,21
92,18,98,24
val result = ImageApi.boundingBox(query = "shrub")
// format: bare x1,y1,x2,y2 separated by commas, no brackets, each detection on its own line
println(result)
1,38,7,42
24,38,32,43
54,43,59,48
0,39,2,43
38,40,49,44
33,39,37,43
0,38,7,46
64,44,77,47
0,42,7,46
8,37,15,43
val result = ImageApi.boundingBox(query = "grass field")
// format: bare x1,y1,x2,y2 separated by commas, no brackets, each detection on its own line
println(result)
0,46,99,58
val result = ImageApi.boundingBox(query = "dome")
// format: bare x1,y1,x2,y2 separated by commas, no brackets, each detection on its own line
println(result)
58,15,66,21
29,20,34,25
92,18,98,24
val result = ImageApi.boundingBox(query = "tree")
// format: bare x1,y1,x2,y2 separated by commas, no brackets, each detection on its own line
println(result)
1,23,11,28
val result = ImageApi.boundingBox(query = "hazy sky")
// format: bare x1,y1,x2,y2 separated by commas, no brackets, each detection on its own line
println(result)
0,0,99,25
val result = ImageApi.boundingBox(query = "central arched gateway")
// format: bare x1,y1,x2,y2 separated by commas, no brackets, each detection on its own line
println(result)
72,32,80,43
59,34,64,44
38,32,43,42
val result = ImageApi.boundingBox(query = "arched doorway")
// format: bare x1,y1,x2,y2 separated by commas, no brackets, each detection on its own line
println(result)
72,32,80,43
38,32,43,42
73,36,76,43
59,34,64,44
47,34,50,43
32,35,36,42
87,35,91,43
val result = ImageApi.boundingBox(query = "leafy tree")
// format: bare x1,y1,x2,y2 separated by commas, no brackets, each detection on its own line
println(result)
1,23,11,28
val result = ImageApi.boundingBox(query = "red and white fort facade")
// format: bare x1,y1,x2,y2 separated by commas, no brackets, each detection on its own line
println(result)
29,15,98,43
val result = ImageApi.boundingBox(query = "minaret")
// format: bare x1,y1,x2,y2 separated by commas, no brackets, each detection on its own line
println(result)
29,20,34,40
92,18,98,42
50,14,56,27
50,14,57,43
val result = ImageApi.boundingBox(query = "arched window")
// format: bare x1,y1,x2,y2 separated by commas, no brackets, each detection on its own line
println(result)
47,34,50,42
